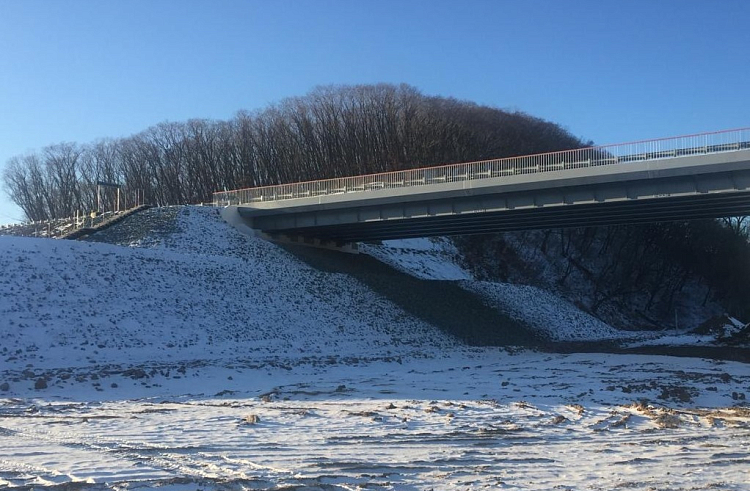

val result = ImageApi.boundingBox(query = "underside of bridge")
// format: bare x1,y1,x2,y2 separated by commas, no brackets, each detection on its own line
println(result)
258,191,750,243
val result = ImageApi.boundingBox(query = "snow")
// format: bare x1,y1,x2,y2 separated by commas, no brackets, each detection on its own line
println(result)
482,230,726,331
716,316,748,341
364,237,647,342
360,237,473,280
1,206,748,490
462,281,629,341
0,207,455,371
365,235,743,345
2,351,749,490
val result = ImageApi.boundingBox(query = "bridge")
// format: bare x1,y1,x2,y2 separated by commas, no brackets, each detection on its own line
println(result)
214,128,750,245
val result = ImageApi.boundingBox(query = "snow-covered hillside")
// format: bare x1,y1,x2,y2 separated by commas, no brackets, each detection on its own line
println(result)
364,236,747,345
364,238,628,341
0,207,456,373
1,206,748,491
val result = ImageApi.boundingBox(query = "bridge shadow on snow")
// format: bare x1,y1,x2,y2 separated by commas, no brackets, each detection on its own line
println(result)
281,244,542,347
280,244,750,361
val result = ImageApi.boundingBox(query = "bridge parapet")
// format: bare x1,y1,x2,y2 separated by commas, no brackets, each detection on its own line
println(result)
214,128,750,207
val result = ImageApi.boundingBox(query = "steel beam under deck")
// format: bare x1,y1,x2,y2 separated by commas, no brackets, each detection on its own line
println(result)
265,191,750,242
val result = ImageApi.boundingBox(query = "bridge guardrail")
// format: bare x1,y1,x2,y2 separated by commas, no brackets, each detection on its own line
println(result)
213,128,750,206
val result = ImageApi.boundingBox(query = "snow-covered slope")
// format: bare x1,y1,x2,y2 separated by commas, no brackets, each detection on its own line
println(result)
1,206,749,491
0,207,456,372
5,208,735,352
362,237,472,280
362,237,750,345
363,238,637,342
462,281,626,341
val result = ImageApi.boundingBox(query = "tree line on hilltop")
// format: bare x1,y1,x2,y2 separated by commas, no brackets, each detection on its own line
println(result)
2,83,749,323
2,83,579,222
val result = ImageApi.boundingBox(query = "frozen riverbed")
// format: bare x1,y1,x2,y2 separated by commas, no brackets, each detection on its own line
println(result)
2,350,749,490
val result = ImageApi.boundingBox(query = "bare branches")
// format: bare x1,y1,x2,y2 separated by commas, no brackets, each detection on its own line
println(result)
2,83,583,222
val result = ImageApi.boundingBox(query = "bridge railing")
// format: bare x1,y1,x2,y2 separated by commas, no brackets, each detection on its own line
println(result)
213,127,750,206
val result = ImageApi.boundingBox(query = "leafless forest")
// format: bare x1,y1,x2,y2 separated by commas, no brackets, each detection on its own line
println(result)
2,84,580,221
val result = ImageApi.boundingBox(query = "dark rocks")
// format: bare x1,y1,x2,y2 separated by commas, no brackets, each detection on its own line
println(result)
122,368,149,379
657,385,695,403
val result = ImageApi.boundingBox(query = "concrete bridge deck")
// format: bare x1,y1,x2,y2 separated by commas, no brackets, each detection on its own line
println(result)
215,128,750,243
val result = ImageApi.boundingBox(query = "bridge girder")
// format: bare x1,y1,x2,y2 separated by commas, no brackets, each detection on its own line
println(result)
233,149,750,244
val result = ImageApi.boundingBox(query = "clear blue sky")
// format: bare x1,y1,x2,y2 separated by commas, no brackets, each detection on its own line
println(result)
1,0,748,223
